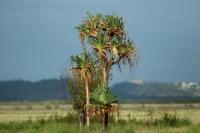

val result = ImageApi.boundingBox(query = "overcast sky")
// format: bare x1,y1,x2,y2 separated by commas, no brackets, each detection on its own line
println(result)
0,0,200,84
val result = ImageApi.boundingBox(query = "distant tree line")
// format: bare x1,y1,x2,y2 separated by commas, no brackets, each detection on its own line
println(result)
0,79,200,102
0,79,69,101
112,81,200,103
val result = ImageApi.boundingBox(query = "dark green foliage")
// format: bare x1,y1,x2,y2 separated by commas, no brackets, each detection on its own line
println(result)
159,113,192,127
146,113,192,127
45,105,52,110
26,105,33,110
67,77,85,111
37,117,46,125
13,106,21,110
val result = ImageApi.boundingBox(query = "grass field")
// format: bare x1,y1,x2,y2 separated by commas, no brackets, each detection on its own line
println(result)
0,102,200,132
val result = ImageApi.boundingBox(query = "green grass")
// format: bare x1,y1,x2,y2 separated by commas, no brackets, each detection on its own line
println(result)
0,113,199,133
0,103,200,132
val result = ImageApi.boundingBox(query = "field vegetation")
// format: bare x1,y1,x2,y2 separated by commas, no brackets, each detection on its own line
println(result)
0,102,200,132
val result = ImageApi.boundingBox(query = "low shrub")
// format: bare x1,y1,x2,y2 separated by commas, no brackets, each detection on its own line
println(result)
146,113,192,127
45,105,52,110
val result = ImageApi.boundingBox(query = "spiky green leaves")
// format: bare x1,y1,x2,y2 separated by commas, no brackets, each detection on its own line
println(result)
91,82,118,106
77,13,124,41
70,50,93,69
69,51,95,84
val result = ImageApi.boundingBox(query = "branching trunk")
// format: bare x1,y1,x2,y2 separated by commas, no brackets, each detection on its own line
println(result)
102,64,111,87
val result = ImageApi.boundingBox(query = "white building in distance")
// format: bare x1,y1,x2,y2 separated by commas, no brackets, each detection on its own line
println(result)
180,82,198,89
130,80,143,85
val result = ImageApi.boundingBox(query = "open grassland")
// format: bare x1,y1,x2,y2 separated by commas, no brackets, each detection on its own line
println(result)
0,102,200,132
119,103,200,123
1,102,200,123
0,101,73,122
0,119,199,133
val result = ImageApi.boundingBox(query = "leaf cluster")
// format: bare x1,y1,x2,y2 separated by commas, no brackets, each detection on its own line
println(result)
91,82,118,106
76,13,137,71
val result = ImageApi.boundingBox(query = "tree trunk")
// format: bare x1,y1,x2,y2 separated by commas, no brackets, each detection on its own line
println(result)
102,67,109,129
104,111,109,130
85,80,90,126
102,67,108,87
79,111,83,130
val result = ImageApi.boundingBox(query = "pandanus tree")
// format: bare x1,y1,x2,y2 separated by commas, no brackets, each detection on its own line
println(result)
76,13,137,128
91,82,118,127
68,50,94,126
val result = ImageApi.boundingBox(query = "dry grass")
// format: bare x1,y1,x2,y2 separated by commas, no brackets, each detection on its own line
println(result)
0,103,200,124
119,103,200,123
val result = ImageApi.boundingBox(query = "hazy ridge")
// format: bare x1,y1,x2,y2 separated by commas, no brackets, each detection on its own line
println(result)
0,79,200,102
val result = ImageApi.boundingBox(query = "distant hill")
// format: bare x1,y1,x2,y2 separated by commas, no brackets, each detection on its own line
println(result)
0,79,200,102
111,81,200,102
0,79,69,101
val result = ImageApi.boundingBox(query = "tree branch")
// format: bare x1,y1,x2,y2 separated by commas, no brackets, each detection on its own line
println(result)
112,54,124,65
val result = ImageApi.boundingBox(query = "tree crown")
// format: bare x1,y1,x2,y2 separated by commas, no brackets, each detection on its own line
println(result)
76,13,137,71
